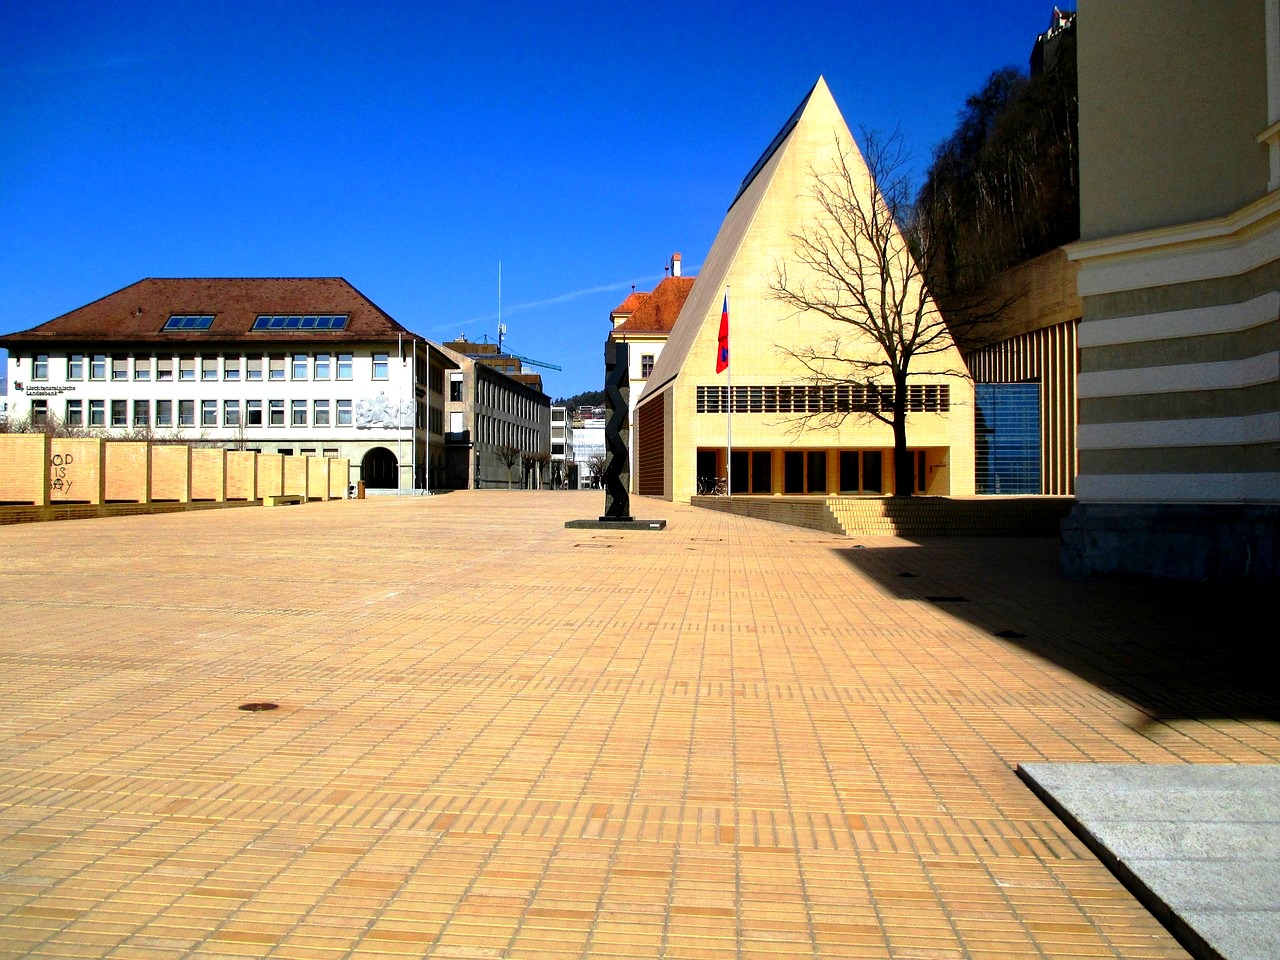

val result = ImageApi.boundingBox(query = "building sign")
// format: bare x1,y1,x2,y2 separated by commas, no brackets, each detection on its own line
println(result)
19,384,76,397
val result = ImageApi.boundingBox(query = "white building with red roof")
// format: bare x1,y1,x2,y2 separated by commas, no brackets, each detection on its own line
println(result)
0,277,458,492
606,254,696,487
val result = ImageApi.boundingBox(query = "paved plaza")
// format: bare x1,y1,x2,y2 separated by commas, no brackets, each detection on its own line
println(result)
1,491,1276,959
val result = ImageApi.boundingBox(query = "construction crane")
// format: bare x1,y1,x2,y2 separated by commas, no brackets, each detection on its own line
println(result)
497,322,562,371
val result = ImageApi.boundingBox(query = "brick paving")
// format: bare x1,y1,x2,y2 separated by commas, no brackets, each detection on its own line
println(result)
1,490,1276,959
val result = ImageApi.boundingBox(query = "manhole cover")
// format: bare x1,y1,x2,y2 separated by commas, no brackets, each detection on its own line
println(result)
238,702,279,712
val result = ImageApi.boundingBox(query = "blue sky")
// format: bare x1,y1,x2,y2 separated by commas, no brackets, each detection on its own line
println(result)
1,1,1069,399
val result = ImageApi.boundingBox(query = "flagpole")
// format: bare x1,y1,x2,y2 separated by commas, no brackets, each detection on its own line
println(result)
725,286,732,498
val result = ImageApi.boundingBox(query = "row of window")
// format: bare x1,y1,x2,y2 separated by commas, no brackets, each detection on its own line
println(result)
475,414,542,451
695,448,892,495
43,397,362,430
476,375,542,422
29,352,389,383
694,383,952,415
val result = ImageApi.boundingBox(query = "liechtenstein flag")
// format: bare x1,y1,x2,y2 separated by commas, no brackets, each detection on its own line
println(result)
716,294,730,373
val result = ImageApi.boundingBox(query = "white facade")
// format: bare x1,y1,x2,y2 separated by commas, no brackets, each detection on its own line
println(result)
572,416,605,488
5,345,422,489
550,406,575,488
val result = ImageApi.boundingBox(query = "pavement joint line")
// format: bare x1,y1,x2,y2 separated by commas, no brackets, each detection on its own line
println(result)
2,491,1277,959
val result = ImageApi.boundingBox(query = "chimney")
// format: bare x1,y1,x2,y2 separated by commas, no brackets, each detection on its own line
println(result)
670,252,682,277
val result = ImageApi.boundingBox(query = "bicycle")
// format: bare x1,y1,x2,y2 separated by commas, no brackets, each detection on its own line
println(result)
696,476,728,496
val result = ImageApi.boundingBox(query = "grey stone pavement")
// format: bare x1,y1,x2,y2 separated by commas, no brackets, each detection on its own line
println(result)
1020,764,1280,960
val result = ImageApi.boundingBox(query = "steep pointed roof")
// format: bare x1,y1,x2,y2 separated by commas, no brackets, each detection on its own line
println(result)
640,76,861,396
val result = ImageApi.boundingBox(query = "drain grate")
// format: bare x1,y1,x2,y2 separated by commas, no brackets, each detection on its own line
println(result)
238,702,279,712
898,572,918,578
995,629,1027,639
926,595,969,603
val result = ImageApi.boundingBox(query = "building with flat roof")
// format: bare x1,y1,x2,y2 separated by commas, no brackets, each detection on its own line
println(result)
1062,1,1279,579
635,78,974,502
439,339,551,489
0,278,455,492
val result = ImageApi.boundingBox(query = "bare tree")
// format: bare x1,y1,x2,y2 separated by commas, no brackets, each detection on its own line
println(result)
495,444,521,489
585,453,607,489
771,130,1009,497
523,450,550,490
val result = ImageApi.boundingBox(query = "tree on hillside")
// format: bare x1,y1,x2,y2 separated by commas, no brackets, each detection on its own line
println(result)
553,389,605,409
770,130,1010,497
919,33,1078,294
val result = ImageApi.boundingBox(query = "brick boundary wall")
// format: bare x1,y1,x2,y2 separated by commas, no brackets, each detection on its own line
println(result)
0,436,351,526
104,441,151,504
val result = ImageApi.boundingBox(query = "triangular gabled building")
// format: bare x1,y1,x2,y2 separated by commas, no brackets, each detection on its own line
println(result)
634,77,975,501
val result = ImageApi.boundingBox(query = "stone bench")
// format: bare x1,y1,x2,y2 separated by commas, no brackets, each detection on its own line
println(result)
264,494,306,507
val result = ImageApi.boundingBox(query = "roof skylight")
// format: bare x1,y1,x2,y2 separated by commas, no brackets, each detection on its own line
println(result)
163,315,215,330
252,315,349,331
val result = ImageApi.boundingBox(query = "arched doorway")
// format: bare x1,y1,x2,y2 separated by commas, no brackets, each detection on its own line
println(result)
361,447,398,489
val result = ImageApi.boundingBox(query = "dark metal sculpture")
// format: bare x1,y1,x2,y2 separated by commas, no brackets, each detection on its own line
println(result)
601,340,632,521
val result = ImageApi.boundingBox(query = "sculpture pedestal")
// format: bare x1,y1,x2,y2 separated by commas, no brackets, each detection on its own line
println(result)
564,518,667,530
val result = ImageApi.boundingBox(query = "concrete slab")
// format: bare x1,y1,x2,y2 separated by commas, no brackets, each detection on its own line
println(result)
1020,762,1280,960
563,517,667,529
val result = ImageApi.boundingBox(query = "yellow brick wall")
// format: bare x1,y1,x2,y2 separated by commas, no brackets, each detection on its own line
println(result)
0,434,51,505
328,459,350,498
49,438,104,504
257,454,284,498
283,456,308,497
225,451,257,501
151,445,191,502
104,442,150,503
307,457,329,500
190,449,226,502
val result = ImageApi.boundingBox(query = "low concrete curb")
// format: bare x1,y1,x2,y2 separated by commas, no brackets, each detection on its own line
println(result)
1018,763,1280,960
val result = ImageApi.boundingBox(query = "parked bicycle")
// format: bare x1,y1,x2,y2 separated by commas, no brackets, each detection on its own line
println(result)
696,476,728,496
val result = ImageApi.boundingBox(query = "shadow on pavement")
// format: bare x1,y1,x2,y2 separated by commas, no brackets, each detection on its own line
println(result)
835,537,1279,725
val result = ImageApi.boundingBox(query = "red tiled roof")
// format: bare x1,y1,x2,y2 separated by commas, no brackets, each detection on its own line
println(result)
0,278,415,345
611,291,650,317
613,276,694,334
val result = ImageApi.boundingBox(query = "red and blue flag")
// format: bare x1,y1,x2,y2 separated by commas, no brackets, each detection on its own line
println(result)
716,294,729,373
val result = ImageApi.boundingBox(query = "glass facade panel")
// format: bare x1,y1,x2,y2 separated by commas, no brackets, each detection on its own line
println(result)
974,383,1041,495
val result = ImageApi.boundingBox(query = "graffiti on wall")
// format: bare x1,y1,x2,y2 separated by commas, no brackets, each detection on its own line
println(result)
49,452,74,496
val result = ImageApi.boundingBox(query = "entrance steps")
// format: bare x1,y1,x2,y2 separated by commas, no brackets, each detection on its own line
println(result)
691,495,1075,537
